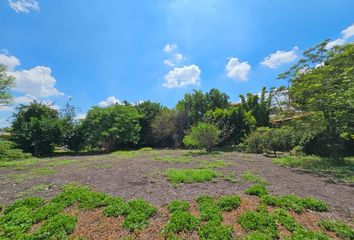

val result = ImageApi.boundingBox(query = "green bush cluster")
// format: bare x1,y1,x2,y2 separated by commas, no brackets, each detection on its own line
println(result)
164,210,200,234
241,171,267,185
0,140,32,161
198,221,233,240
261,194,328,213
167,200,190,213
216,195,241,212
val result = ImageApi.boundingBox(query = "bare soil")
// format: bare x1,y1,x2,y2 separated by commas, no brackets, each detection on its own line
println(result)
0,149,353,222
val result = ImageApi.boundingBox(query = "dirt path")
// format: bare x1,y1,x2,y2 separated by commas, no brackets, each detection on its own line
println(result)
0,150,353,221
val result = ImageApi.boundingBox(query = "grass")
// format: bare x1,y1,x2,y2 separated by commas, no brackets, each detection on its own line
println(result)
8,167,57,183
273,155,354,183
199,159,230,168
0,158,40,168
221,173,238,183
45,159,79,167
15,183,55,198
241,171,267,185
111,150,138,158
165,168,218,185
154,155,193,163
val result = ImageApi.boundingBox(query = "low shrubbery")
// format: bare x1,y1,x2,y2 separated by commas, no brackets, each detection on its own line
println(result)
165,168,218,185
244,184,268,196
0,140,31,161
319,219,354,240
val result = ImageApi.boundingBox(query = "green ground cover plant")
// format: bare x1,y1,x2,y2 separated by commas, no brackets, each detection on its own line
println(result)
261,194,328,213
198,221,233,240
273,156,354,183
244,184,268,196
216,195,241,212
154,155,193,163
241,171,267,185
196,196,223,223
319,219,354,240
163,210,200,234
165,168,218,185
167,200,190,213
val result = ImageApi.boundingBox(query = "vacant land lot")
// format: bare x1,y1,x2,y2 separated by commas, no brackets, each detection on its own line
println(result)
1,149,353,223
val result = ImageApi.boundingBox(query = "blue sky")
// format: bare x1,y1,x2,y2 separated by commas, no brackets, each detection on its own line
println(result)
1,0,354,127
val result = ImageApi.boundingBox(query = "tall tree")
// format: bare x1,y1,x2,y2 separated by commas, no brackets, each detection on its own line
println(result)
0,65,15,106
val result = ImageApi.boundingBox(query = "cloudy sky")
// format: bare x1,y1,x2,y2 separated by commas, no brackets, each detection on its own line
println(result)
1,0,354,127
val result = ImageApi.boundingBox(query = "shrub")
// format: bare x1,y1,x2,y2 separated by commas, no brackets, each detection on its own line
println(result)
241,231,273,240
0,140,32,161
198,221,233,240
319,219,354,240
164,210,199,234
237,210,278,238
165,168,217,184
285,228,329,240
125,199,157,217
273,208,299,232
123,211,150,231
216,195,241,212
196,195,214,204
245,184,268,196
4,196,44,214
197,198,223,223
183,122,220,153
167,200,190,213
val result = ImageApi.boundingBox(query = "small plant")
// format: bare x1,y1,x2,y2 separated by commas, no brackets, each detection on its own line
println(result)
241,171,267,185
237,210,278,239
273,208,299,232
165,168,218,185
103,197,127,217
241,231,273,240
78,190,112,209
154,156,193,163
319,219,354,240
123,211,150,231
196,195,214,204
198,221,233,240
244,184,268,196
199,160,228,169
167,200,190,213
197,198,223,223
216,195,241,212
164,210,200,234
4,196,44,214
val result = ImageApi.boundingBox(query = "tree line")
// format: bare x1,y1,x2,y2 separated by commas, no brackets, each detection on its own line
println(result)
1,40,353,160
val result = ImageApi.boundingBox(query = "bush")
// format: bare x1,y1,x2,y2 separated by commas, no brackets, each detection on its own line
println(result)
273,208,299,232
216,195,241,212
245,184,268,196
183,122,220,153
0,140,32,161
122,199,157,231
197,198,223,223
285,228,329,240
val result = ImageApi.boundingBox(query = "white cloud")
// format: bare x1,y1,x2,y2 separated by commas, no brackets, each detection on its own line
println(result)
76,113,87,120
261,47,298,69
98,96,121,107
325,38,346,49
8,0,40,13
341,23,354,39
9,66,63,98
0,54,20,70
163,64,201,88
326,23,354,49
0,106,14,112
163,43,177,53
163,59,175,67
225,58,251,81
14,95,36,104
175,53,183,61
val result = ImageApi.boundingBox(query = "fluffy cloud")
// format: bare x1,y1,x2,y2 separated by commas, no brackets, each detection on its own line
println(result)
76,113,87,120
163,64,201,88
9,66,63,98
163,43,177,53
225,58,251,81
0,106,14,112
261,47,298,69
8,0,40,13
326,23,354,49
0,54,20,70
341,23,354,39
98,96,121,107
163,59,175,67
14,95,36,104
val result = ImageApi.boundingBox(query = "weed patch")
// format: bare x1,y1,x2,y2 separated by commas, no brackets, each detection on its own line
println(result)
154,156,193,163
237,210,278,238
164,210,199,234
46,159,79,167
199,160,229,168
167,200,190,213
197,196,223,223
285,228,329,240
216,195,241,212
198,221,233,240
122,199,157,231
165,168,217,185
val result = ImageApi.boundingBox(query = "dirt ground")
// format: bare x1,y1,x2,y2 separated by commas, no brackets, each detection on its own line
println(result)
0,149,353,222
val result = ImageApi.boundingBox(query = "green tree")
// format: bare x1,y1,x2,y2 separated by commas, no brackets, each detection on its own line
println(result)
282,42,354,158
151,109,177,147
135,101,163,146
183,122,220,153
82,104,141,150
0,65,15,106
11,102,62,156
